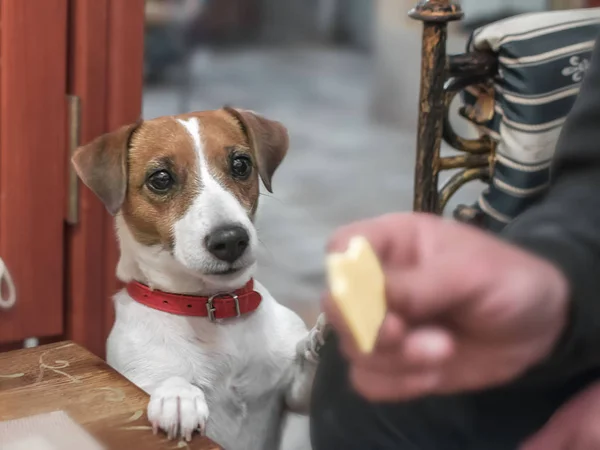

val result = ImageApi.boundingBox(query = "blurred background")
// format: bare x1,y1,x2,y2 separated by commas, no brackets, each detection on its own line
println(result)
142,0,587,333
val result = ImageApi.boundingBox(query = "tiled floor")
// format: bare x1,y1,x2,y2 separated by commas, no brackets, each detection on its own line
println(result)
142,40,484,450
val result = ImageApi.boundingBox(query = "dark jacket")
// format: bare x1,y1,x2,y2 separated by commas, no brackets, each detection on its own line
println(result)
310,34,600,450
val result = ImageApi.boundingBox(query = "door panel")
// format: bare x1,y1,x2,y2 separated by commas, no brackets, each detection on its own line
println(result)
103,0,145,346
0,0,68,342
66,0,144,357
66,0,110,357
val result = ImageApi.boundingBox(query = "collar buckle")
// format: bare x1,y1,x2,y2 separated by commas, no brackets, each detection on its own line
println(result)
206,293,241,322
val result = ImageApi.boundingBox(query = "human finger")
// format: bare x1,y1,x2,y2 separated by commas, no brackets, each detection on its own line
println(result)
372,313,405,351
350,366,441,402
353,326,454,373
324,294,409,363
396,326,454,368
384,257,489,322
326,213,429,267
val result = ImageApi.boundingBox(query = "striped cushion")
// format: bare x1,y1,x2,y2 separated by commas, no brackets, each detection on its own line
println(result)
461,8,600,231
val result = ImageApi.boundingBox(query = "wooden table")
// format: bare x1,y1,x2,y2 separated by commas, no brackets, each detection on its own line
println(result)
0,341,220,449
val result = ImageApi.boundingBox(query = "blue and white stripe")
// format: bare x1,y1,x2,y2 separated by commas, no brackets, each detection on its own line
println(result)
460,8,600,231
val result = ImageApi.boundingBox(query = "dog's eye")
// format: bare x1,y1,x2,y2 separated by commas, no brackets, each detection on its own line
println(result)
147,170,174,193
230,155,252,180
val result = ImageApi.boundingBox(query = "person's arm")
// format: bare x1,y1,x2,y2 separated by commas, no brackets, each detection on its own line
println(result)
503,35,600,381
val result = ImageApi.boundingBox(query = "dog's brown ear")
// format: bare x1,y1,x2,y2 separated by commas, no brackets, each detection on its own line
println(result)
72,121,140,215
224,107,289,193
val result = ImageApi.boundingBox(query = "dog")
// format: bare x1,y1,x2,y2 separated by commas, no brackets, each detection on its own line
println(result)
72,107,326,450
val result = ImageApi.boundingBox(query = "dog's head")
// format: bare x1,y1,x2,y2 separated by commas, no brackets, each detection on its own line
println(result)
72,108,288,286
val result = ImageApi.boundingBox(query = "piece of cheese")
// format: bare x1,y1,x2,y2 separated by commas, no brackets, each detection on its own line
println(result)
326,236,386,353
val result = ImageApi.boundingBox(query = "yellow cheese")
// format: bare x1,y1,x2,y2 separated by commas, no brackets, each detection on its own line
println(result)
326,236,386,353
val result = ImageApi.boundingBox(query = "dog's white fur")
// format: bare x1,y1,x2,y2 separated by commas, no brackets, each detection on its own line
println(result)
105,117,321,450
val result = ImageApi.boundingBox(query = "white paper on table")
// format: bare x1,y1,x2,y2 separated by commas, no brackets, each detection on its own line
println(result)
0,410,105,450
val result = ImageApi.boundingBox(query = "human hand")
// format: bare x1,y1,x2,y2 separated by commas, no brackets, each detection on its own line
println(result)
324,213,569,401
520,382,600,450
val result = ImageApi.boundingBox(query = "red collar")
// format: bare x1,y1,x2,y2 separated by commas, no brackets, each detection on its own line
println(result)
126,279,262,321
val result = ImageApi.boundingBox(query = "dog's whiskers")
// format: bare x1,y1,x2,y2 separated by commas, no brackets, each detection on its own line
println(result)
256,238,276,264
258,192,286,205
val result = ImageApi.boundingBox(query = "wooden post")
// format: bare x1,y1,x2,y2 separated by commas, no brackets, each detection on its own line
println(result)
409,0,462,212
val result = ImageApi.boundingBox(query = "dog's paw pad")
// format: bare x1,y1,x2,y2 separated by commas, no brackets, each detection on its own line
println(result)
147,377,209,441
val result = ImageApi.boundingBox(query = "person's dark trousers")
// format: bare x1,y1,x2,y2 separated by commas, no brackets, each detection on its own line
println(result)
310,332,600,450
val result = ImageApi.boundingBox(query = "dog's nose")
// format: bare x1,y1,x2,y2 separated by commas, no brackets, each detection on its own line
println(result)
205,226,250,263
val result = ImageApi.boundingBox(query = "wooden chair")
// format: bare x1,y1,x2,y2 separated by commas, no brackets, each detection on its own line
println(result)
410,0,600,231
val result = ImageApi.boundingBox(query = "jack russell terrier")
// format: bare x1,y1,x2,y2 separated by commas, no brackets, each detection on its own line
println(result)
72,107,326,450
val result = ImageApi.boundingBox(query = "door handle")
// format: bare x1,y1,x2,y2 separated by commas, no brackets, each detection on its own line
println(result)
0,258,16,310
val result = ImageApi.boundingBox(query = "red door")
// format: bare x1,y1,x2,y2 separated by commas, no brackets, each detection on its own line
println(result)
0,0,144,357
0,0,68,343
67,0,145,358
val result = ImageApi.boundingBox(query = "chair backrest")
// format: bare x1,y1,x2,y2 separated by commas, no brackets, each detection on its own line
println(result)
461,8,600,231
411,4,600,231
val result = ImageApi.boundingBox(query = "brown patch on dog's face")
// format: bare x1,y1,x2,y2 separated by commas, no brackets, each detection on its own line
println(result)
72,121,140,215
182,110,261,217
121,117,200,248
75,109,289,253
223,107,289,194
121,110,268,249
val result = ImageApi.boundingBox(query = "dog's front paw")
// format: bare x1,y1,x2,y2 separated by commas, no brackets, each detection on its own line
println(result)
147,376,209,442
297,313,330,364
